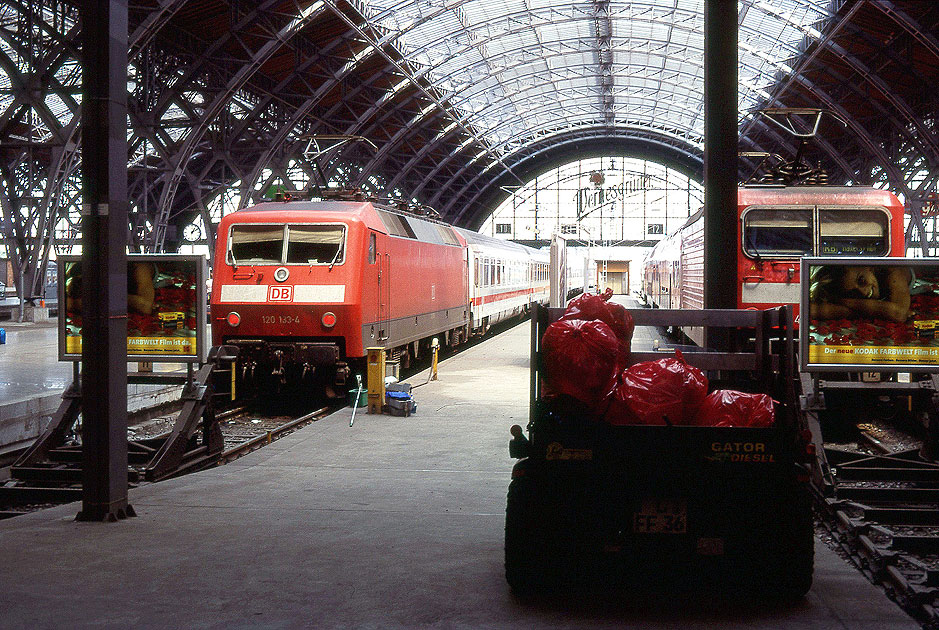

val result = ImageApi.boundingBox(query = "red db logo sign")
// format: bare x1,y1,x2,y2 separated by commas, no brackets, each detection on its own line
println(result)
269,286,293,302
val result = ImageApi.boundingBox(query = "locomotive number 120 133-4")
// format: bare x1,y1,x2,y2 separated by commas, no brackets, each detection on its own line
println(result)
261,315,301,324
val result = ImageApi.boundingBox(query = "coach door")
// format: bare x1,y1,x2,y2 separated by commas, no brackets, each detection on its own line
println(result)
378,246,390,343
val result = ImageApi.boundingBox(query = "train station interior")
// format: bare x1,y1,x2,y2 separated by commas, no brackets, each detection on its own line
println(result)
3,1,939,628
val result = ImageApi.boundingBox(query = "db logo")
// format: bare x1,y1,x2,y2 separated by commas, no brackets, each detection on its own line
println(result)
269,286,293,302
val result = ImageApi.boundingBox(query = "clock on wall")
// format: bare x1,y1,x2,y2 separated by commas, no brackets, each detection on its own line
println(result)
183,224,202,242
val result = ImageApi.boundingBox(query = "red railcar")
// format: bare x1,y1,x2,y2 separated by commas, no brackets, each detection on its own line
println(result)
211,199,556,398
641,186,906,337
642,186,905,341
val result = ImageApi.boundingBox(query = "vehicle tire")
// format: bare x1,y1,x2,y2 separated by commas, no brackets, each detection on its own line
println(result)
759,487,814,599
505,475,559,596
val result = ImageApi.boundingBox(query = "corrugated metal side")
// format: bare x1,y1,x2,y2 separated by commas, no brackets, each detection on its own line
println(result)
679,216,704,310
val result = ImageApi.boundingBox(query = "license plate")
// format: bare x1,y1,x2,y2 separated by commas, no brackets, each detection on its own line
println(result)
633,499,687,534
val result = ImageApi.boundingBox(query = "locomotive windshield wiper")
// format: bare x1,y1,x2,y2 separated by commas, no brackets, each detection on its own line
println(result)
328,234,345,271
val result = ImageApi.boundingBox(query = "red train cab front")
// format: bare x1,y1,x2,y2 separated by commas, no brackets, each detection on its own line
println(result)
211,201,380,394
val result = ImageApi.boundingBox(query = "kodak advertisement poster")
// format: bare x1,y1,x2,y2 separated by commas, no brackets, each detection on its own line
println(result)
59,254,206,362
802,257,939,371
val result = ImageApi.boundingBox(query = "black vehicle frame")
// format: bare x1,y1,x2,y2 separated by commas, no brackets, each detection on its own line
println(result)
505,304,813,598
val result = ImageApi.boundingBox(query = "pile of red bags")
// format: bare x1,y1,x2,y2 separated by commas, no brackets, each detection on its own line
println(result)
540,291,775,428
541,290,633,407
695,390,775,428
603,351,707,426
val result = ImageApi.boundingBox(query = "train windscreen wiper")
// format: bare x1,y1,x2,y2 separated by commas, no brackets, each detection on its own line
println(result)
328,234,345,271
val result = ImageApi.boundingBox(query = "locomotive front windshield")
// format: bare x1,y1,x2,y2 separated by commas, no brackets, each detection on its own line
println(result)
743,207,889,258
286,225,344,264
818,209,888,255
743,209,813,256
229,225,283,264
228,224,345,265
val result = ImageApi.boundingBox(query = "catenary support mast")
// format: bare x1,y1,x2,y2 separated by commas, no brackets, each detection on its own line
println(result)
77,0,132,522
703,0,738,323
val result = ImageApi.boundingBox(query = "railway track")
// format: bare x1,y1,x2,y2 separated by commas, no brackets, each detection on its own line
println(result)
0,403,335,519
197,405,332,469
817,431,939,628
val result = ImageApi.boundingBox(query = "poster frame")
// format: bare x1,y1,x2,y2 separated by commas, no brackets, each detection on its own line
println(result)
800,256,939,373
57,253,207,363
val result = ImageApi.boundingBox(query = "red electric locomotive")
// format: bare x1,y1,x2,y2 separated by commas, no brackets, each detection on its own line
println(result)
211,199,470,397
211,197,558,399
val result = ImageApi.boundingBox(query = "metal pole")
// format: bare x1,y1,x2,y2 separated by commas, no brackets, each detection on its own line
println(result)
703,0,738,343
77,0,132,522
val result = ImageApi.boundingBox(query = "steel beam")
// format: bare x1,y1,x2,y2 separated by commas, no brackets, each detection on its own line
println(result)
703,0,736,317
77,0,132,522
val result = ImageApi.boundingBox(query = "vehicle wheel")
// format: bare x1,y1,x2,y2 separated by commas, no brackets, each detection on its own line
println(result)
759,487,814,599
505,475,560,596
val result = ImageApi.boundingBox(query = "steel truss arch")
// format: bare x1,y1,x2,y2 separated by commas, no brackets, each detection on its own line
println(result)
7,0,939,298
440,127,703,227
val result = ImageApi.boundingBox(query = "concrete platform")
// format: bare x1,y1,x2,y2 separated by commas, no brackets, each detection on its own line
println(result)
0,315,921,629
0,320,187,454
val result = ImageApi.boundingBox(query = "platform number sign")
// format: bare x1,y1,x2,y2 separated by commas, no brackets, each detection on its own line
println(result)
269,285,293,302
647,223,664,235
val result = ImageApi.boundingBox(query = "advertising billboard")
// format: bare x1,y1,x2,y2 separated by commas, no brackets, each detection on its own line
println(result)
801,257,939,372
58,254,207,362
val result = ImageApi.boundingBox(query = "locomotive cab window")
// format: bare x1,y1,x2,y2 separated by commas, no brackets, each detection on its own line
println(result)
743,209,812,257
819,208,888,256
286,225,345,265
368,233,376,264
229,225,284,264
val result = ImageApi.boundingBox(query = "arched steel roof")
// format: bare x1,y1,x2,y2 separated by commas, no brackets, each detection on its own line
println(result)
2,0,939,299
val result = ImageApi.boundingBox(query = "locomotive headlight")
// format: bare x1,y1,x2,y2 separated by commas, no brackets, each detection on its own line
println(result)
321,312,337,328
274,266,289,282
226,311,241,327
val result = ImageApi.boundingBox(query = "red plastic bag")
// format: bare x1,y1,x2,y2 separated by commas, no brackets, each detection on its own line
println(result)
696,390,775,428
603,351,708,426
541,318,622,405
562,289,634,353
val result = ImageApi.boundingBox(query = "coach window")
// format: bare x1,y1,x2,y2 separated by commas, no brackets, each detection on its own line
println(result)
818,208,889,256
742,208,812,257
229,225,284,264
286,225,345,265
368,233,377,264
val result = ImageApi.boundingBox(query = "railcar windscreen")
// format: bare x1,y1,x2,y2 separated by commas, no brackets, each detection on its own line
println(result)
229,225,284,264
286,225,345,264
818,208,888,256
743,209,812,256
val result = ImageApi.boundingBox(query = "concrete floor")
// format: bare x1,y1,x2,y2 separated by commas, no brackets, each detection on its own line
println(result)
0,316,922,629
0,322,72,404
0,320,188,454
